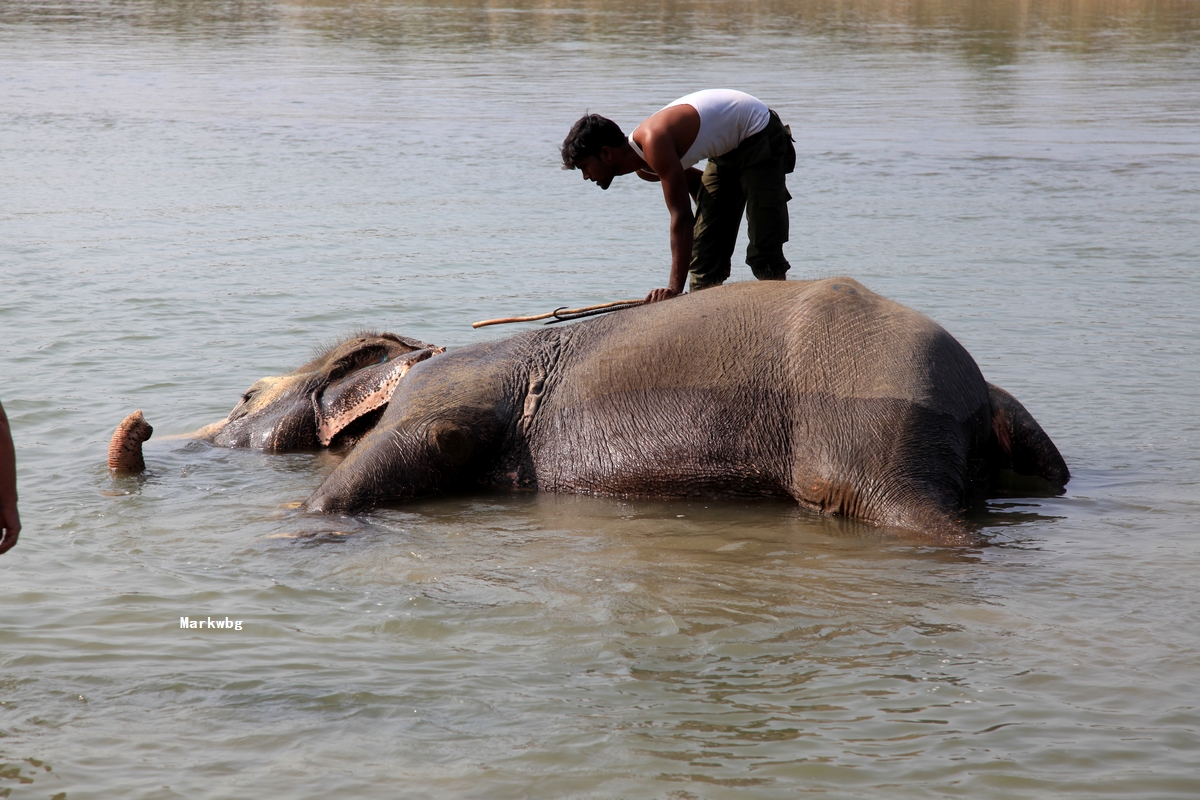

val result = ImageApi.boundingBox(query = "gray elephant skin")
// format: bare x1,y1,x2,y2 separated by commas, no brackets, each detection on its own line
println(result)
304,278,1068,540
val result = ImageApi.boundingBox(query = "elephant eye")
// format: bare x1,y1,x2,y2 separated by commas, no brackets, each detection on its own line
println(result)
229,387,259,420
361,350,387,367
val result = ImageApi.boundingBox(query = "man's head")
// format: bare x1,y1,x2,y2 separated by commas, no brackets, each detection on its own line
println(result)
561,113,626,189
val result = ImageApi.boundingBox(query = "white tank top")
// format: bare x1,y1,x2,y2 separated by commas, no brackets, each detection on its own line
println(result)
629,89,771,169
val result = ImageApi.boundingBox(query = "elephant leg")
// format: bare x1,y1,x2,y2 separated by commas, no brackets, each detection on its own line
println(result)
788,397,977,542
987,384,1070,487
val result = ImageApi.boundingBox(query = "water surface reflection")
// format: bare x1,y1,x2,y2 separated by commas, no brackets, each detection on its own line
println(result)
5,0,1198,56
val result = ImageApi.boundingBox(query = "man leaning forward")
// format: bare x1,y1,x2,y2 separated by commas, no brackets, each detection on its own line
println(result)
562,89,796,303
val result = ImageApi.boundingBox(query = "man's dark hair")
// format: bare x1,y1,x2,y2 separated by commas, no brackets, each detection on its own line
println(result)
561,114,626,169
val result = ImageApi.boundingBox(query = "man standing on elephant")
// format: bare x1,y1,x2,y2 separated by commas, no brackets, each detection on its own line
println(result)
562,89,796,303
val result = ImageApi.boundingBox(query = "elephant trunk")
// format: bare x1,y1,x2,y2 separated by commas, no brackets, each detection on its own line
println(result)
109,410,154,473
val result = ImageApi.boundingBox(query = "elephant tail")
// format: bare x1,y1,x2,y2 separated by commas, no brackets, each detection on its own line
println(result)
109,410,154,474
986,384,1070,487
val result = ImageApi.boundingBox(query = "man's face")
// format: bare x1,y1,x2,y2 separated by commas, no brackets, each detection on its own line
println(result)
577,154,615,190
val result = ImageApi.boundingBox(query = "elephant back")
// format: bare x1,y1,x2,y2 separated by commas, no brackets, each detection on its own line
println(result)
777,278,989,422
540,278,990,423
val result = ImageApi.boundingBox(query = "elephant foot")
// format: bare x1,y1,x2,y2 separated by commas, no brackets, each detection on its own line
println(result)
109,410,154,474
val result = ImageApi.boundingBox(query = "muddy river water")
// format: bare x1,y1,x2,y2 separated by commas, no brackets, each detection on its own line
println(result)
2,1,1198,797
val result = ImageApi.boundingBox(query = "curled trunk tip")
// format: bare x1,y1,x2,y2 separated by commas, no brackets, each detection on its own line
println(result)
109,410,154,473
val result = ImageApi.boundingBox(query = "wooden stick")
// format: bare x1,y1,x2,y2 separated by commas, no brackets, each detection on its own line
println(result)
472,299,643,329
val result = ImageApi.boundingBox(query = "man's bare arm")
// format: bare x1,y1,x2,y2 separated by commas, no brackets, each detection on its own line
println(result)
640,131,695,302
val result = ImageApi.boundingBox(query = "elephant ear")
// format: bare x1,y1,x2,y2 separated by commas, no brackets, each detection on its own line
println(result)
314,348,438,446
987,383,1070,487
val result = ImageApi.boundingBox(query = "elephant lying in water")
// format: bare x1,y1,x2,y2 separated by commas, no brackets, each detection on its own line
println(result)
300,278,1068,540
108,332,441,471
111,278,1067,540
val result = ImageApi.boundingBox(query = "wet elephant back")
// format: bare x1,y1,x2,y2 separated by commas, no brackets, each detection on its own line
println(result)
542,278,986,410
778,278,988,417
530,279,992,522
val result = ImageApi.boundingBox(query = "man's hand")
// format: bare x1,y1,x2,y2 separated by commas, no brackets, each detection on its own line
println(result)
644,287,681,304
0,505,19,555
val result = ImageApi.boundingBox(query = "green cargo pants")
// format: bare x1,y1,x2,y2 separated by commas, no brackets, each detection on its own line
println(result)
688,109,796,292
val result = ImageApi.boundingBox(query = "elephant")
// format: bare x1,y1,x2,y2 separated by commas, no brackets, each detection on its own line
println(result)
108,332,442,472
302,278,1068,541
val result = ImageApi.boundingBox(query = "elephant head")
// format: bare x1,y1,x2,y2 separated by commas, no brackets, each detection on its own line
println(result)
108,332,443,473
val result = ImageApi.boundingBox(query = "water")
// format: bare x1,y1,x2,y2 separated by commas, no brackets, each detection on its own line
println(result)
2,1,1199,797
